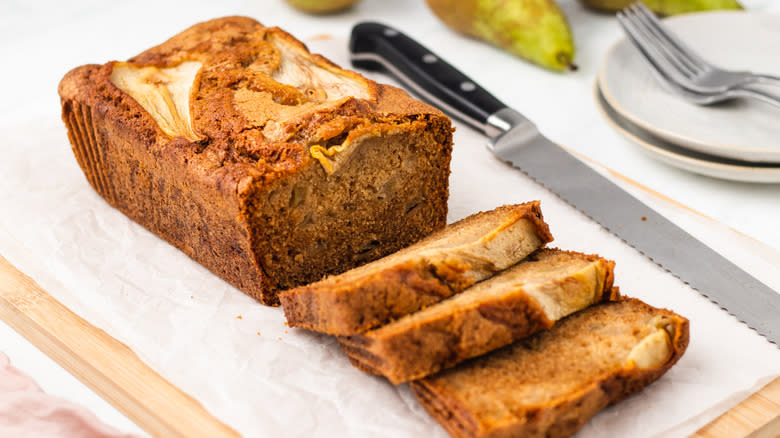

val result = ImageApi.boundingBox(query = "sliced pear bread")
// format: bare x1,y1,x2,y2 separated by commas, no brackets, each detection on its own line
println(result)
410,298,689,438
339,249,617,384
280,202,553,335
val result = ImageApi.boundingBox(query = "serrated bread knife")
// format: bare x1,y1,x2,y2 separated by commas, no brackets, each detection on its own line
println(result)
349,22,779,345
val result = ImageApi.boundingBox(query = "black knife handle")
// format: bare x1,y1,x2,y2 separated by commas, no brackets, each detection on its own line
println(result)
349,22,509,135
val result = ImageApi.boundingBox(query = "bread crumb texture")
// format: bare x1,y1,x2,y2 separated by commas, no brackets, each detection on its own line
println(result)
411,298,689,438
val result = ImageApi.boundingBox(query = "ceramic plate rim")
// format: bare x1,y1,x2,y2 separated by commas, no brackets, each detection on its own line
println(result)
598,11,780,163
593,82,780,184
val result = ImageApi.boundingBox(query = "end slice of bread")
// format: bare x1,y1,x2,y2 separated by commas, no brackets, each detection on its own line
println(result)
280,202,553,335
410,298,689,438
339,249,617,384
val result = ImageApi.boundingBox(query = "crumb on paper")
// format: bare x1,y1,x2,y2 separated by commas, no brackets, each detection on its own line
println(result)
284,321,289,326
237,315,243,319
278,337,282,341
642,216,647,221
256,331,261,336
284,330,288,334
308,34,333,41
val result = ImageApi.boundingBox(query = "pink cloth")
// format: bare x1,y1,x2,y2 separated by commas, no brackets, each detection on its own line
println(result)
0,352,142,438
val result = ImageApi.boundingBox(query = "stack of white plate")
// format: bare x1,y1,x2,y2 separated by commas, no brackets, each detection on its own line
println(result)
596,11,780,183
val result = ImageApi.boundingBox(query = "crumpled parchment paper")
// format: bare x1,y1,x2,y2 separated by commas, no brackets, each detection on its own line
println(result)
1,31,778,438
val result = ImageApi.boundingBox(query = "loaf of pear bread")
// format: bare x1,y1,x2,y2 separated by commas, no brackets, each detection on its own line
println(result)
280,202,553,334
58,16,453,305
411,298,689,438
339,249,617,384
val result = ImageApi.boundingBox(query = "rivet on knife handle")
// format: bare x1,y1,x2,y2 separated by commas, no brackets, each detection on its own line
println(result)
349,22,532,138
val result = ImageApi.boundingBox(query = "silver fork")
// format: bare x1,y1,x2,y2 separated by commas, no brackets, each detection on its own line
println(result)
628,3,780,94
617,5,780,109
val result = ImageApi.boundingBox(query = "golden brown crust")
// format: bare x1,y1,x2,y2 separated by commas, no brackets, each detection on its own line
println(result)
280,202,553,334
59,17,447,186
338,249,617,384
410,298,690,438
58,16,453,304
60,66,275,300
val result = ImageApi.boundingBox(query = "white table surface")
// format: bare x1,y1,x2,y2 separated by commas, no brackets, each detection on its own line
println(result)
1,0,779,436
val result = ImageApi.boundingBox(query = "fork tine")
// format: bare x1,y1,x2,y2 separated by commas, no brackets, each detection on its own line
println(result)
629,4,702,76
619,7,780,109
632,2,709,73
616,11,699,94
621,7,697,80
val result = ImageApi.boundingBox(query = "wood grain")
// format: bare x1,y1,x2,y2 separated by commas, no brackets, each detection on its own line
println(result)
692,377,780,438
0,254,240,438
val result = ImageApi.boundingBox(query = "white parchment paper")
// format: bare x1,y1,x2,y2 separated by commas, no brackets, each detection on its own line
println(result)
2,2,780,437
2,105,779,438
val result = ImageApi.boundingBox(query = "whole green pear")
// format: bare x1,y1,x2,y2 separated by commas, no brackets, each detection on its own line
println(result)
426,0,576,72
284,0,361,14
578,0,742,15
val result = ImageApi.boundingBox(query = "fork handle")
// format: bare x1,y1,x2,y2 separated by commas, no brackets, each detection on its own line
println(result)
733,86,780,110
750,73,780,88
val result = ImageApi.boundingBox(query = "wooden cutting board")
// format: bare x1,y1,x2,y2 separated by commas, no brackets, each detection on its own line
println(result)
0,254,239,438
0,254,777,438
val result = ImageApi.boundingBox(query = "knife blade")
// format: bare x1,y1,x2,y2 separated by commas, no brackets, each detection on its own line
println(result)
349,22,779,345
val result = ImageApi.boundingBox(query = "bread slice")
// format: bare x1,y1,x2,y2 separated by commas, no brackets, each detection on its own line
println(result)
58,17,453,305
411,298,689,438
280,202,553,334
339,249,617,384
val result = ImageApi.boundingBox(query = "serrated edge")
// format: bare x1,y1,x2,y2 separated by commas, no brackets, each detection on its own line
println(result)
495,154,777,347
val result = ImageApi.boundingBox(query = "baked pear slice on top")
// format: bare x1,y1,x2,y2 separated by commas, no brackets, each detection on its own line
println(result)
281,202,553,335
340,249,616,383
